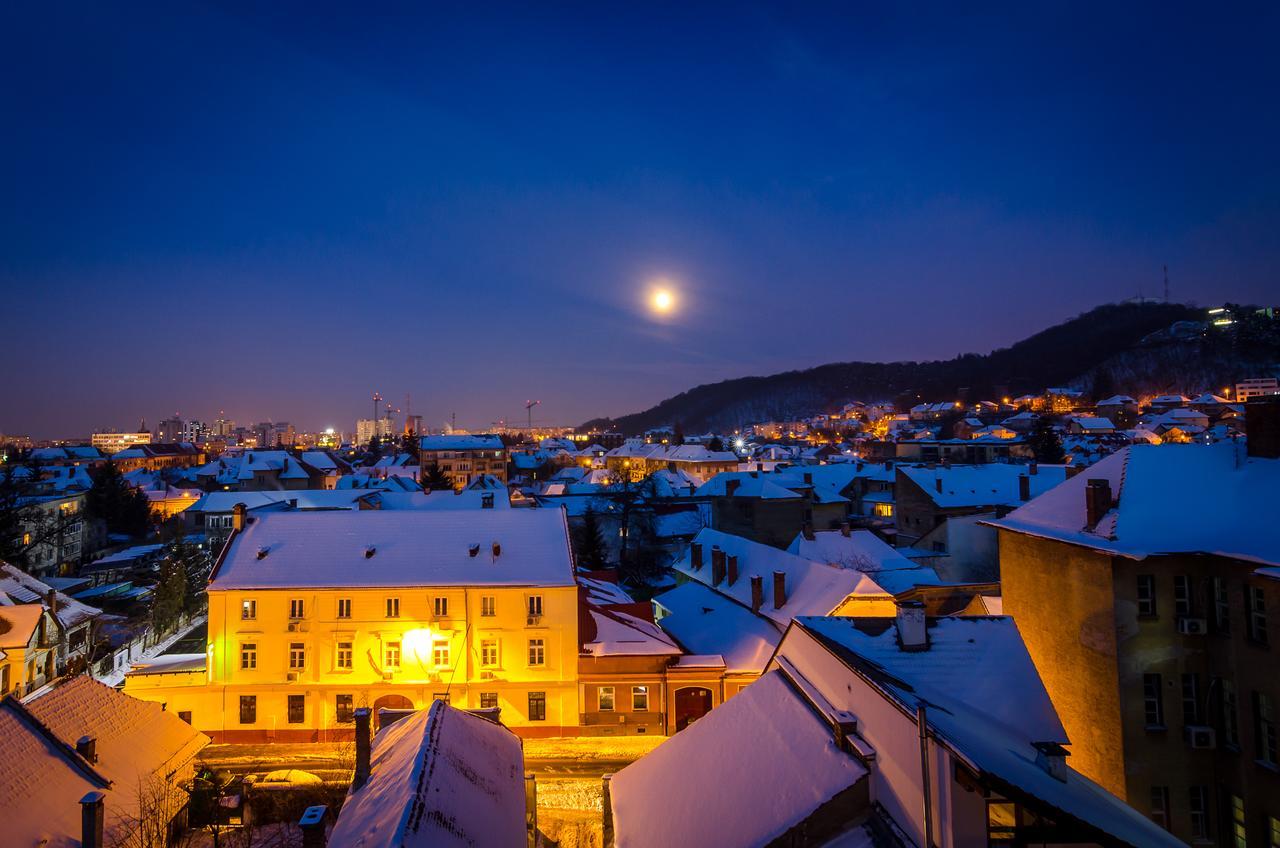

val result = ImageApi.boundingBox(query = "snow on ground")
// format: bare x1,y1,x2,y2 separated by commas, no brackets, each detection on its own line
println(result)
95,613,209,687
522,735,665,761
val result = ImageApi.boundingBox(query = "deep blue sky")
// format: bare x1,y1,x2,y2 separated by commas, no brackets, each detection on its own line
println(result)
3,3,1278,438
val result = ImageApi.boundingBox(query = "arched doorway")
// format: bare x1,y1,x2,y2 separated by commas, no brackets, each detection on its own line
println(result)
372,694,414,729
674,687,713,731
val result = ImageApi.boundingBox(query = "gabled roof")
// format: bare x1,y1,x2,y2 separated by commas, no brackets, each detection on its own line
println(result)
899,464,1067,509
329,701,526,848
653,580,780,673
787,531,943,595
419,434,505,451
0,564,101,631
694,473,802,500
582,608,682,658
0,604,47,648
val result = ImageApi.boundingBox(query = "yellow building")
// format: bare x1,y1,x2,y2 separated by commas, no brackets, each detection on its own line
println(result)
125,506,579,741
418,433,509,489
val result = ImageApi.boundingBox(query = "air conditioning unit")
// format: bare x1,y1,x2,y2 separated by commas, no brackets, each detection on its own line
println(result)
526,615,541,627
286,672,299,682
1177,618,1208,636
287,621,300,632
1185,725,1217,749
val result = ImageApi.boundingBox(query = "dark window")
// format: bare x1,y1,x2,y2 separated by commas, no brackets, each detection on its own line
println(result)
177,711,192,725
1137,575,1157,617
239,695,256,724
528,692,546,722
1256,692,1278,766
1248,586,1269,644
336,694,354,723
1189,786,1210,841
1173,576,1192,617
1221,679,1240,748
1150,785,1170,831
480,692,498,710
1143,674,1164,728
287,694,305,724
1182,673,1202,725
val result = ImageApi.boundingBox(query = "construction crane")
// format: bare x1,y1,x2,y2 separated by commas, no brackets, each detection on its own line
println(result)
525,399,541,433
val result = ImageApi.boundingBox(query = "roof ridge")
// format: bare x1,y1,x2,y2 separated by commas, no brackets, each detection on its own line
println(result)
1,694,111,788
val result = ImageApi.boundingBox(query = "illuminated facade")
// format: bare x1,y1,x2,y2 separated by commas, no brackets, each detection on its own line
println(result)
418,433,508,489
90,431,151,455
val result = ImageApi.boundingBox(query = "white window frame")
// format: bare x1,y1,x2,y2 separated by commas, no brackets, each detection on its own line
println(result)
527,638,545,667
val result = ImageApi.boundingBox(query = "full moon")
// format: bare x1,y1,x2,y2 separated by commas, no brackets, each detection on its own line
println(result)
650,288,675,314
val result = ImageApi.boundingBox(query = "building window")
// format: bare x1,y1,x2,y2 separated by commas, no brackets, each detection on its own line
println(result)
1143,673,1164,728
527,639,545,667
240,643,257,670
1269,816,1280,848
336,641,353,670
1137,575,1157,617
1221,679,1240,748
385,641,401,670
1150,785,1170,831
481,639,498,667
873,502,894,518
481,595,496,617
289,598,305,619
433,596,448,617
528,692,546,721
632,685,649,711
288,694,305,724
1213,577,1231,633
1173,575,1192,617
599,687,615,711
1248,586,1269,644
241,599,256,620
987,800,1016,843
289,642,305,670
528,595,543,617
386,597,400,618
1189,786,1210,841
1181,673,1201,725
480,692,498,710
432,640,450,667
337,598,352,619
1232,796,1246,848
1256,691,1279,766
239,695,256,724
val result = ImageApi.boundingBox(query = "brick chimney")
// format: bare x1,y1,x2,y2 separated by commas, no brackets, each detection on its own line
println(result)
935,477,943,493
76,734,97,763
1028,461,1039,476
726,555,739,586
232,502,247,532
711,548,726,587
80,791,105,848
803,472,813,485
750,575,763,612
772,570,787,609
725,479,741,497
895,600,927,651
45,588,58,617
353,708,372,790
690,542,703,571
1018,474,1030,502
1246,396,1280,459
1085,479,1112,529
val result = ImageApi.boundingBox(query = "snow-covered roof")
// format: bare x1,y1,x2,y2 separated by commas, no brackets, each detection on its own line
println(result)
787,531,944,595
653,581,780,673
1095,395,1136,406
209,509,576,590
0,604,47,648
899,464,1067,508
366,488,510,510
1070,417,1114,431
1151,394,1190,404
694,473,801,500
610,669,868,848
0,564,101,631
1190,393,1229,405
187,489,376,513
988,444,1280,567
794,616,1182,848
583,608,682,657
579,576,635,606
419,434,505,451
329,701,525,848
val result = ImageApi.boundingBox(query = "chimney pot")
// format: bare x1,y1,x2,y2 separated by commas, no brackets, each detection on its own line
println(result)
772,570,787,609
80,791,105,848
935,477,943,493
711,548,726,587
75,734,97,763
803,472,813,484
725,479,741,497
750,574,763,613
1029,461,1039,476
895,600,928,651
727,555,739,586
492,541,502,558
1033,741,1070,782
840,521,851,538
1018,474,1031,502
1085,479,1112,529
353,708,372,790
690,543,703,571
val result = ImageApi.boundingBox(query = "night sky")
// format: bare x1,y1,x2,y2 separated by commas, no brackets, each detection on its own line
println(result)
3,3,1278,438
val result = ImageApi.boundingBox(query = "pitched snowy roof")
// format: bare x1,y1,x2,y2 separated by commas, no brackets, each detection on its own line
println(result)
1096,395,1136,406
899,464,1067,508
610,669,868,848
0,564,100,631
583,609,682,657
653,581,780,673
1070,417,1115,431
988,444,1280,566
787,531,944,595
0,604,47,648
187,489,376,513
419,434,505,451
367,489,510,510
694,472,802,500
329,701,525,848
209,509,576,590
1190,393,1229,405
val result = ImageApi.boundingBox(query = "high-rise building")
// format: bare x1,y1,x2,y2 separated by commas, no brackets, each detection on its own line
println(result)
355,418,395,446
180,419,207,444
158,416,184,443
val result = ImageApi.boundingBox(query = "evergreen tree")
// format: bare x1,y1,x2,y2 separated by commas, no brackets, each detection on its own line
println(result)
421,463,454,492
707,436,725,452
85,463,152,538
399,430,419,457
152,558,187,631
1028,416,1066,464
573,507,609,570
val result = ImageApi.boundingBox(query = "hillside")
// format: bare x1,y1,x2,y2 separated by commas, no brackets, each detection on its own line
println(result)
582,302,1279,434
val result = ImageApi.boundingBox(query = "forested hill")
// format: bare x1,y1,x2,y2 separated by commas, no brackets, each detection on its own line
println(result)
582,302,1277,434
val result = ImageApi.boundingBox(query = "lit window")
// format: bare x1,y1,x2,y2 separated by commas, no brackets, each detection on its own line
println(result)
289,598,305,619
481,639,499,667
873,502,894,518
434,597,449,617
336,641,353,670
337,598,351,618
240,643,257,670
1136,575,1156,617
1233,796,1246,848
632,685,649,711
386,597,400,618
527,639,545,666
241,599,256,620
599,686,615,711
289,642,305,670
432,640,450,667
384,641,401,669
481,595,496,617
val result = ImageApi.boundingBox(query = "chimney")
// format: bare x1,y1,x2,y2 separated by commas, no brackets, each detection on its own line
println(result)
353,708,372,790
935,477,943,493
840,521,850,538
1029,461,1039,476
1018,474,1030,502
492,541,502,558
1085,479,1112,529
711,548,726,587
299,805,329,848
690,542,703,571
481,492,494,509
750,574,763,612
803,472,813,485
45,588,58,617
884,460,894,471
1033,742,1069,782
232,503,246,532
802,521,814,541
80,791,105,848
75,734,97,763
756,462,764,472
1246,396,1280,459
726,555,739,586
725,479,740,497
772,570,787,609
895,600,928,651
